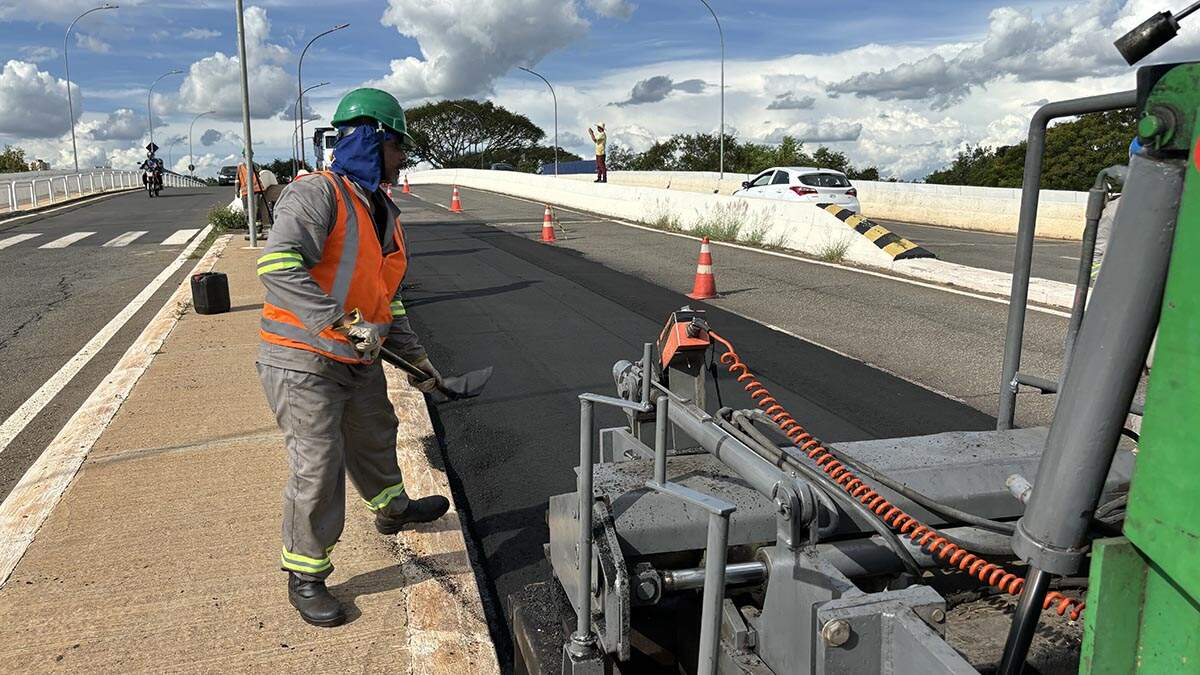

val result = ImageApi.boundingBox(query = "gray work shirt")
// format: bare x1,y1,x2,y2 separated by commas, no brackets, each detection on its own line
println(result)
256,173,425,386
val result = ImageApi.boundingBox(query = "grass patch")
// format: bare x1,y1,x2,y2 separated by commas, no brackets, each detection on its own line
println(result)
815,235,854,264
741,224,770,247
766,231,791,250
189,205,239,259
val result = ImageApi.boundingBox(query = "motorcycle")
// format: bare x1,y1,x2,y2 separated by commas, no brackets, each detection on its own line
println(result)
143,168,163,198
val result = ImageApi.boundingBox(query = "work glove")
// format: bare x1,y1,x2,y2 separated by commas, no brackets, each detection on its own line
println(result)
408,356,443,394
334,309,382,362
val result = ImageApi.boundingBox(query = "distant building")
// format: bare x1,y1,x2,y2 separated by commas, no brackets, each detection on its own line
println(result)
28,159,49,171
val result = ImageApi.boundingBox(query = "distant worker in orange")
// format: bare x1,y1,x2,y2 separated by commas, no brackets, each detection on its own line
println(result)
237,155,271,226
588,122,607,183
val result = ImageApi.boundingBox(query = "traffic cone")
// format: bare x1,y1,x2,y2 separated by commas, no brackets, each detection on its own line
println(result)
449,186,463,212
402,175,411,194
686,237,718,300
541,205,557,243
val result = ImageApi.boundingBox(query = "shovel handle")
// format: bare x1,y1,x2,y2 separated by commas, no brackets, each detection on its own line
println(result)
378,346,430,381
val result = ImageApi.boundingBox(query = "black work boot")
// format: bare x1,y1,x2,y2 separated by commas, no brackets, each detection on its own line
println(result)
287,573,346,627
375,495,451,534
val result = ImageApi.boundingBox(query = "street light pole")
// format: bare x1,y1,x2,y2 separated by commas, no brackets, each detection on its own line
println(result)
147,68,183,150
293,81,329,177
451,102,487,169
64,3,118,172
298,23,349,168
519,67,558,176
697,0,725,179
235,0,258,246
188,110,215,177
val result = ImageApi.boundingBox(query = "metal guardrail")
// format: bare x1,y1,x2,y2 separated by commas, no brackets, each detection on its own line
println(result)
0,169,207,214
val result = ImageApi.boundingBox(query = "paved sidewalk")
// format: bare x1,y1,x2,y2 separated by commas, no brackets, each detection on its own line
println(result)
0,238,497,673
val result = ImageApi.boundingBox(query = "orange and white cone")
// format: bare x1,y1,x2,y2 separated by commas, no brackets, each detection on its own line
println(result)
541,205,557,243
449,186,463,212
402,175,411,194
686,237,718,300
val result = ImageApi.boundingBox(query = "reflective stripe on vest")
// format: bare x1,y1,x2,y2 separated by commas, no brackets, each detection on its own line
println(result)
259,172,407,364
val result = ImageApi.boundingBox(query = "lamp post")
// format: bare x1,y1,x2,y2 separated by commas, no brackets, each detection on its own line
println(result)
298,23,349,168
64,3,118,172
235,0,259,245
188,110,215,177
697,0,725,179
147,68,183,150
292,81,329,177
519,66,557,176
451,102,487,169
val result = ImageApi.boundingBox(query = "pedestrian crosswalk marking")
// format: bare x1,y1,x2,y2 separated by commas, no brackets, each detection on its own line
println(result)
0,233,40,250
160,229,200,246
39,232,95,249
103,231,148,247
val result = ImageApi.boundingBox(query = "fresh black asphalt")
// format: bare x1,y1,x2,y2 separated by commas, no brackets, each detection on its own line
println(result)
393,192,995,662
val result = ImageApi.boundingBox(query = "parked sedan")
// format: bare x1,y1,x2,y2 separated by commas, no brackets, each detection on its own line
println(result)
217,165,238,186
733,166,861,213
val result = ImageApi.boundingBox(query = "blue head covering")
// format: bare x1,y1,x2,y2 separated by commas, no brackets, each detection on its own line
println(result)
330,124,384,193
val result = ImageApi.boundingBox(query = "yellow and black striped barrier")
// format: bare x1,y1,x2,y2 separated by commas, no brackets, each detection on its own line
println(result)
818,204,934,261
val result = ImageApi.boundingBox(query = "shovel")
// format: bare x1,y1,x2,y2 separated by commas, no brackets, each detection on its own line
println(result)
379,346,493,403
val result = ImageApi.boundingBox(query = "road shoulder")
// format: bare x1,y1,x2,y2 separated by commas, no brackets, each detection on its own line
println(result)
0,239,497,673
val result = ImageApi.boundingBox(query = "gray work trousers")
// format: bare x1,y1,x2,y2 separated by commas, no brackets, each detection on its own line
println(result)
257,363,409,581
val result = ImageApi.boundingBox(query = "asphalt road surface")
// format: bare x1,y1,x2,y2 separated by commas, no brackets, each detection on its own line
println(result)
0,186,228,501
393,188,1007,663
880,218,1083,283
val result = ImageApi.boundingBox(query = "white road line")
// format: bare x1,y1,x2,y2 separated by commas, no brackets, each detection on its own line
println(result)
0,233,40,250
160,228,200,246
0,224,214,464
0,229,226,586
38,231,95,249
102,230,148,247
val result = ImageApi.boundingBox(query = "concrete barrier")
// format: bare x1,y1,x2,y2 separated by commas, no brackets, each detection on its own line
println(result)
408,168,1078,309
408,168,899,267
558,170,1088,240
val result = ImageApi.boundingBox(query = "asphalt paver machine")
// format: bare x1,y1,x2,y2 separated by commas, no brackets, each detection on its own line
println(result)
510,13,1200,674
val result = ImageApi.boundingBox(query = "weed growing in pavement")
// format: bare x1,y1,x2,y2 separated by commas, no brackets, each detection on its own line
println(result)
767,232,791,250
643,201,684,232
207,205,242,232
741,224,770,247
816,235,854,263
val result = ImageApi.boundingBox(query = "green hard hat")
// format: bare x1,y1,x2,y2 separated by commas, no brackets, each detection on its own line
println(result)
331,88,416,147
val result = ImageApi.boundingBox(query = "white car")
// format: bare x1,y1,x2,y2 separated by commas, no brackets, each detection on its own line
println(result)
733,166,861,213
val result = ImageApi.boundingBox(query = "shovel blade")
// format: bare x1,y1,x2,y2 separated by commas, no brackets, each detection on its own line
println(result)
439,366,493,400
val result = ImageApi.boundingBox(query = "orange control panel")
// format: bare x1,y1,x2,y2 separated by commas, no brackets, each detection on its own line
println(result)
658,309,711,367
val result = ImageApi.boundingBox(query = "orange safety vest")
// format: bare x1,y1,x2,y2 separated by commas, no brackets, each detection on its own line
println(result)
237,163,265,196
259,172,408,364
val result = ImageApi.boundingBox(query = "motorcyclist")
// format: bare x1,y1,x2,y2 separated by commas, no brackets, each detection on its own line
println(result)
140,153,164,193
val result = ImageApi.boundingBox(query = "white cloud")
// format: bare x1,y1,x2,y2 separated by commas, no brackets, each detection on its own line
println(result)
765,119,863,144
74,33,112,54
0,60,79,138
181,28,222,40
585,0,636,20
19,46,60,63
173,6,294,121
372,0,591,101
85,108,148,141
829,0,1194,110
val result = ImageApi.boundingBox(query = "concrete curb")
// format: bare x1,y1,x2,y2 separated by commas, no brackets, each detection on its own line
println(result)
386,370,501,673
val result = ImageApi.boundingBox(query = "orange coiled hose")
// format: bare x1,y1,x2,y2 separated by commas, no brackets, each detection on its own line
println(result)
708,330,1084,621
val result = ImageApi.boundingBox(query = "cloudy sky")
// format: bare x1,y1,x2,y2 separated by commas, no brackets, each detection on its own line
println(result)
0,0,1194,178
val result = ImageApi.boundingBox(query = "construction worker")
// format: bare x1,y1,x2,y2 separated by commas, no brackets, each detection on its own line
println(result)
255,87,450,628
588,122,607,183
236,156,270,226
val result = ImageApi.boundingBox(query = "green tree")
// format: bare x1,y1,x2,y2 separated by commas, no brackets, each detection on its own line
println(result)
261,158,311,181
405,99,546,168
0,145,28,172
925,110,1136,190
